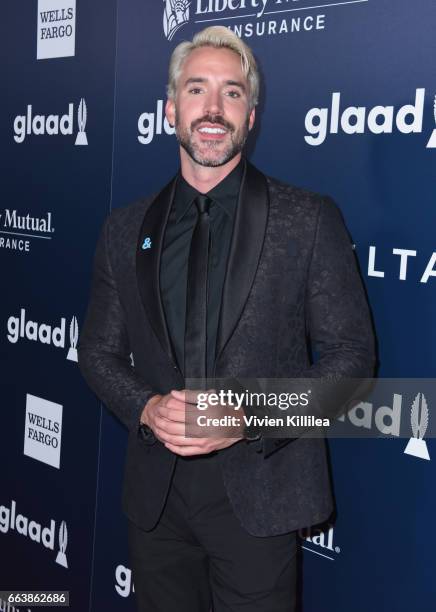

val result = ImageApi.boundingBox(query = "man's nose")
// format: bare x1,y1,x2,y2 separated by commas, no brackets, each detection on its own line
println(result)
203,90,224,116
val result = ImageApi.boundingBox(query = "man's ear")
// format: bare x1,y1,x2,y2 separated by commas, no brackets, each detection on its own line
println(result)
248,107,255,131
165,99,176,128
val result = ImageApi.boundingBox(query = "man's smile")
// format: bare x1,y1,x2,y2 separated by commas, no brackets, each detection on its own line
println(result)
197,123,229,140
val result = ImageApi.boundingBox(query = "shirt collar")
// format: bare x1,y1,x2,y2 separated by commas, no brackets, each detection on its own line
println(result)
174,157,245,223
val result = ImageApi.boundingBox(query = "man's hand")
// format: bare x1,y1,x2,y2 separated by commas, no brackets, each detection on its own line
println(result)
140,389,244,456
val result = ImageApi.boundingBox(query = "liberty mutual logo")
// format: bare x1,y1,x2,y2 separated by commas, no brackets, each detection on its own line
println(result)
163,0,190,40
160,0,361,40
299,523,341,561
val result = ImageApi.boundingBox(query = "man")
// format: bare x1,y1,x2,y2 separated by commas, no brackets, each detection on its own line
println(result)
78,26,374,612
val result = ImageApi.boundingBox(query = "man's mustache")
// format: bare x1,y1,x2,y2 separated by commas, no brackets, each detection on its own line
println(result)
191,115,235,132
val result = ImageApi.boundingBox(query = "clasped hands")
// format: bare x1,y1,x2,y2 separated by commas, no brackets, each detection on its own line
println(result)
140,389,245,456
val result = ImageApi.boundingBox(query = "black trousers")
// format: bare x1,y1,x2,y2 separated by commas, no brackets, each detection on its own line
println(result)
128,452,298,612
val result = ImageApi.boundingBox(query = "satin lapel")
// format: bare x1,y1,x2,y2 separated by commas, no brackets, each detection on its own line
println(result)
136,176,178,366
215,162,269,363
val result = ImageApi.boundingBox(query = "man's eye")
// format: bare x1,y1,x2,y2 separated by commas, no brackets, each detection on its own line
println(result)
188,88,203,94
226,90,241,98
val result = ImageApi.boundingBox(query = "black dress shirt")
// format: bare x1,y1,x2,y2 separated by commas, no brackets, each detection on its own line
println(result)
160,159,244,377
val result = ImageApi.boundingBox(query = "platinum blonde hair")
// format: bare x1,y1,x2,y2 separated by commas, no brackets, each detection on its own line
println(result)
167,26,259,110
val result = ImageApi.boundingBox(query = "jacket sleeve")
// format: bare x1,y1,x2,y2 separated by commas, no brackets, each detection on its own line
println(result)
262,196,376,457
78,215,157,433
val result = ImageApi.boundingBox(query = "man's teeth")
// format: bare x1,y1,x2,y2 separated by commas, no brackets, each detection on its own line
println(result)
198,127,226,134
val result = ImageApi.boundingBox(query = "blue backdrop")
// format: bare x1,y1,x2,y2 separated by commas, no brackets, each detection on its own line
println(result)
1,1,434,610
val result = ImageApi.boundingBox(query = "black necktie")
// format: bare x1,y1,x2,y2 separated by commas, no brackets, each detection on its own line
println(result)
184,195,211,383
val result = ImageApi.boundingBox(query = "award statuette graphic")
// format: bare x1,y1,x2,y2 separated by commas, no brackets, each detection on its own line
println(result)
75,98,88,145
163,0,190,41
67,316,79,362
55,521,69,568
426,95,436,148
404,392,430,460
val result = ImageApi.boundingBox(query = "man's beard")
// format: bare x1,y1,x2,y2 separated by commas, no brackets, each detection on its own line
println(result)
175,112,250,167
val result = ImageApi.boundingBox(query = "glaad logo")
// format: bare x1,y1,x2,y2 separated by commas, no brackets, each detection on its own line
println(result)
163,0,190,41
0,596,32,612
68,316,79,360
13,99,88,145
37,0,76,60
338,393,431,461
115,564,135,597
299,523,340,560
0,500,68,568
304,88,435,148
56,521,68,568
75,98,88,145
427,95,436,148
7,310,79,362
24,394,63,469
404,393,430,460
138,100,175,145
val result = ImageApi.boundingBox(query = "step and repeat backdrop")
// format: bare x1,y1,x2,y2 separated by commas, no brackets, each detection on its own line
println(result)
1,0,435,611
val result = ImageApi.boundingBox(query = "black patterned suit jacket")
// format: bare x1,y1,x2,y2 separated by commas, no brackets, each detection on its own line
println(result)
78,161,375,536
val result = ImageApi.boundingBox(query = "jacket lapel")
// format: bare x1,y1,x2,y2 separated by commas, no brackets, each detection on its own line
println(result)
215,162,269,364
136,162,269,373
136,176,178,367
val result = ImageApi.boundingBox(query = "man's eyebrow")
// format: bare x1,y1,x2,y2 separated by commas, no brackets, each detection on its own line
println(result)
183,77,207,87
225,80,246,92
183,77,246,92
